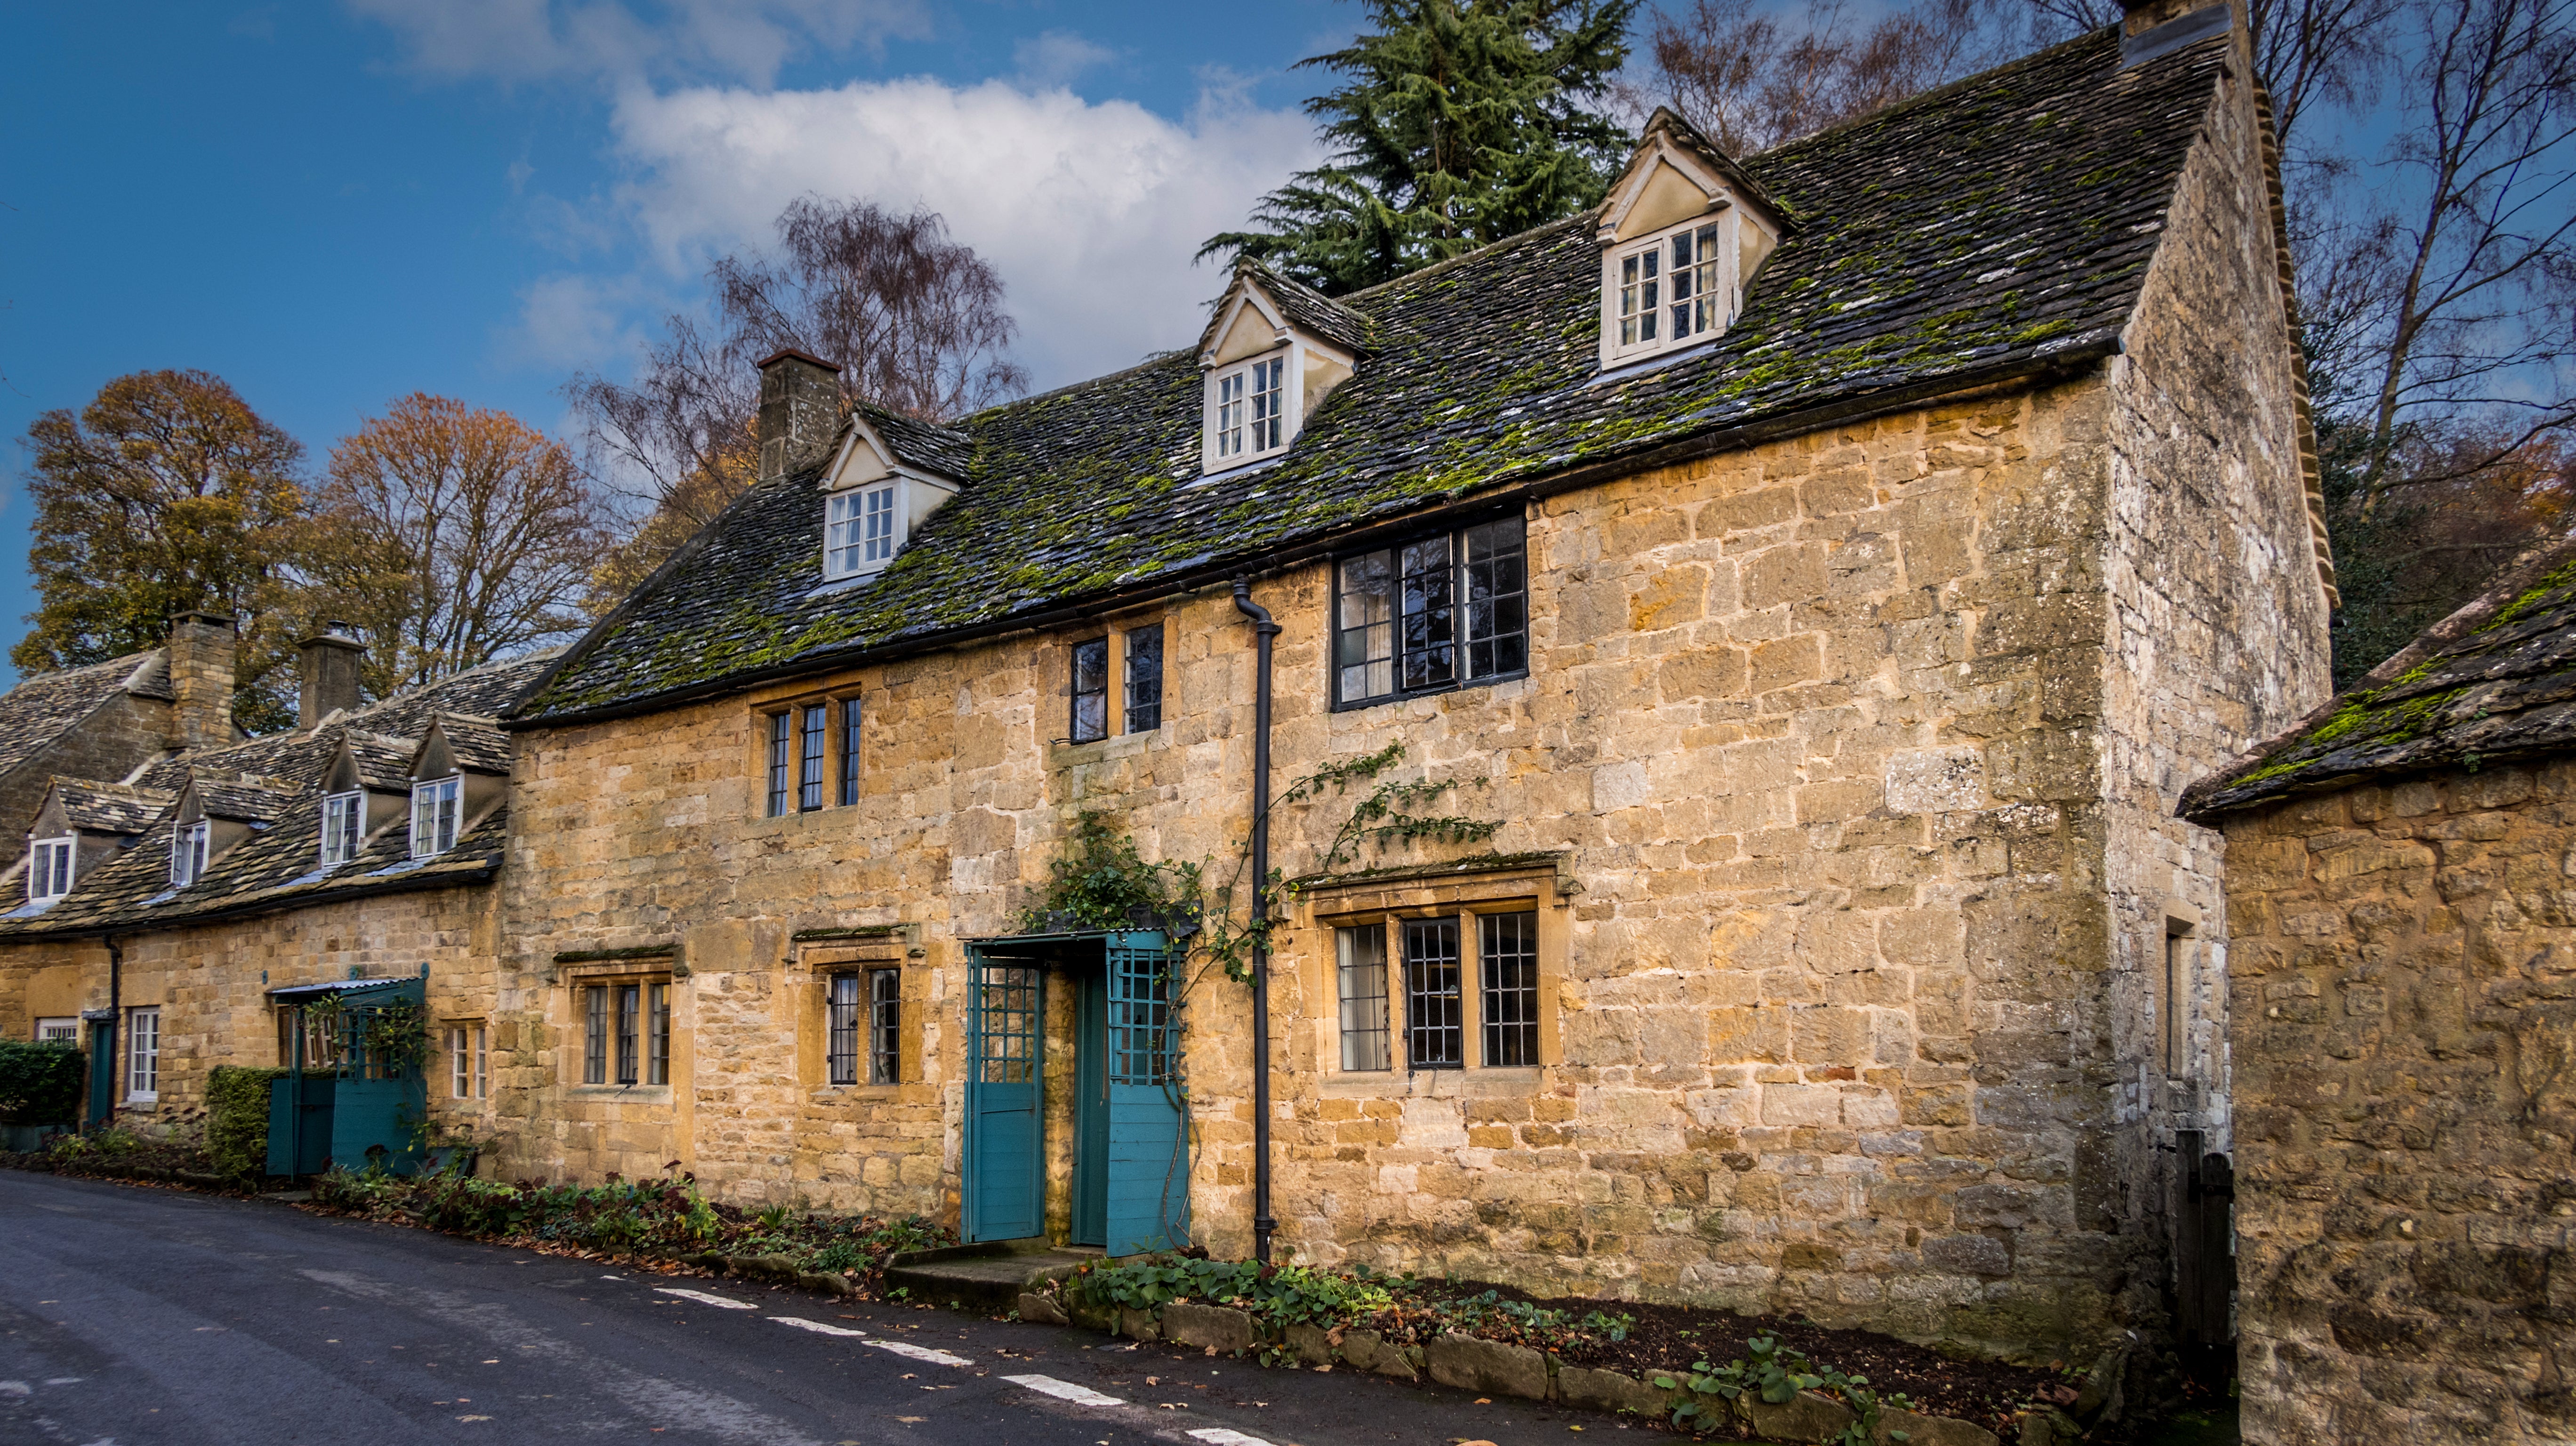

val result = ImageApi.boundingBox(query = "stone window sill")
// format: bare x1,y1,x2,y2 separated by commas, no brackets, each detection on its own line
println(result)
1316,1066,1544,1100
1049,728,1165,768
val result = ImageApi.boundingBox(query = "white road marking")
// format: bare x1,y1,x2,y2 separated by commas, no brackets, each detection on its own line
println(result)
871,1339,977,1368
652,1288,758,1310
1004,1374,1124,1406
770,1317,870,1338
1188,1431,1280,1446
0,1382,30,1398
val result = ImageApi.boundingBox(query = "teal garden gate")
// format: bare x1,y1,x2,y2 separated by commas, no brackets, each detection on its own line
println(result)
266,975,430,1176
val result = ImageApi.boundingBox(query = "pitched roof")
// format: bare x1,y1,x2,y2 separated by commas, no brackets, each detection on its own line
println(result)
0,651,168,780
2183,537,2576,820
519,24,2233,724
0,651,556,936
1244,264,1378,357
52,780,176,836
860,401,977,481
428,714,513,774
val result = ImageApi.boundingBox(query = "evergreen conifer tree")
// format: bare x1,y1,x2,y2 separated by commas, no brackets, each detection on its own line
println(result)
1201,0,1639,295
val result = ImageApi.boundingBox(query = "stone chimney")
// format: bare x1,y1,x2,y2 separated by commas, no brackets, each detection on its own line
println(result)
166,611,237,753
757,348,844,483
298,621,366,731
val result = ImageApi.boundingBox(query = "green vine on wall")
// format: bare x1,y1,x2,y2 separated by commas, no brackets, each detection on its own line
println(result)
1020,741,1499,986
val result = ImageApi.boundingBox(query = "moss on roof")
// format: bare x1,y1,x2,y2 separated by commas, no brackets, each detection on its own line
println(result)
521,24,2231,724
2182,538,2576,819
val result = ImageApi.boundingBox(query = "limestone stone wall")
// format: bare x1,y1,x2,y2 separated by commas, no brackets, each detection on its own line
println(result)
2224,763,2576,1446
2099,20,2336,1308
0,886,503,1138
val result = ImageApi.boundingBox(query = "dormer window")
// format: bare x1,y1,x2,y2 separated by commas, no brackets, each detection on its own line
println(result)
411,777,461,857
816,410,962,584
322,790,365,866
171,820,210,886
27,837,74,903
1197,268,1363,477
825,482,901,580
1595,110,1784,370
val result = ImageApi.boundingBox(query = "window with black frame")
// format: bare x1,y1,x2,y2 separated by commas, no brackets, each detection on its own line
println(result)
1402,917,1464,1068
765,712,793,816
827,973,862,1085
869,970,901,1084
1124,623,1164,733
797,704,829,811
838,697,862,805
1070,637,1110,742
1335,516,1527,707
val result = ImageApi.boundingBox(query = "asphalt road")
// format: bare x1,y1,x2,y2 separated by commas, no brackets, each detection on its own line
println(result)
0,1171,1633,1446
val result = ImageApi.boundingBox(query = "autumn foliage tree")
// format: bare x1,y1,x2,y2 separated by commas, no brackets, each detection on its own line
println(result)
305,394,609,699
567,196,1026,604
13,369,309,727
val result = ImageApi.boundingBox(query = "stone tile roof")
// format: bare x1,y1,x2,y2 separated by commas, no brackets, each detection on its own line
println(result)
1253,264,1378,356
861,401,977,480
0,651,168,779
343,731,419,790
433,714,513,774
520,24,2232,724
0,651,556,935
190,775,301,823
53,780,176,836
2183,537,2576,819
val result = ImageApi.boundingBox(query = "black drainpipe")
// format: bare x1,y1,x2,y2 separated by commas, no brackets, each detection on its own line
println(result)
1232,577,1280,1264
104,934,122,1125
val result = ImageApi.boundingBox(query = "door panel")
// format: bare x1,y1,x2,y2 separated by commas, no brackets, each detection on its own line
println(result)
1104,935,1187,1255
1073,972,1108,1248
965,958,1045,1243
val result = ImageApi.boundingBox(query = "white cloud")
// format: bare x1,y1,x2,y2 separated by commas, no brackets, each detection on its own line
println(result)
602,76,1321,387
507,273,653,370
1010,30,1119,90
348,0,928,87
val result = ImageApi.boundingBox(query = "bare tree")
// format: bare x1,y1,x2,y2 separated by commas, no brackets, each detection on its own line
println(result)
2331,0,2576,506
308,394,609,698
567,196,1027,603
1636,0,2011,154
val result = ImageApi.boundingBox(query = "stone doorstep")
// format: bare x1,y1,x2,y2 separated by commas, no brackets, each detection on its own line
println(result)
1017,1295,2004,1446
885,1243,1099,1312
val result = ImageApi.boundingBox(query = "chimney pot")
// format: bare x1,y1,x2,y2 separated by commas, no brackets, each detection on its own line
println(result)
756,348,844,485
165,612,238,753
298,622,367,731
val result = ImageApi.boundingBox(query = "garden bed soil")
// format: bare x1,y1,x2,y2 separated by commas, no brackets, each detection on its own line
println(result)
1425,1280,2069,1433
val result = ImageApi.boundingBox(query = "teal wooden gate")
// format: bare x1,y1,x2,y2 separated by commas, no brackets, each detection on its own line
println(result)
1103,932,1187,1255
963,954,1044,1242
266,977,428,1177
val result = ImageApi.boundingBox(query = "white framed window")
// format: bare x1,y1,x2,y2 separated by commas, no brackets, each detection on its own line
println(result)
1206,351,1293,469
127,1007,160,1101
321,791,365,866
825,482,901,580
34,1016,77,1043
1603,216,1736,363
411,776,461,857
27,836,74,902
171,820,210,886
449,1024,489,1100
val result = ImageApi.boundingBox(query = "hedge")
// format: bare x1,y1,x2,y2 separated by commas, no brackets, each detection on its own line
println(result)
206,1066,287,1178
0,1040,83,1125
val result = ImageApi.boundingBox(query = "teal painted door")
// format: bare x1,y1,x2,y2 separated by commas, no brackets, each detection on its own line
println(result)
84,1020,113,1127
1104,933,1187,1255
266,1076,334,1175
1073,971,1109,1247
965,956,1044,1243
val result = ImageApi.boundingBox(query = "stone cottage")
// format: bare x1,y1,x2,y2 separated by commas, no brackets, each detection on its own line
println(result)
0,628,553,1143
0,611,242,918
2182,540,2576,1446
491,0,2333,1360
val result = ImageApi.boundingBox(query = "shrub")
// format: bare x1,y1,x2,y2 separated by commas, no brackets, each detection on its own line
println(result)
205,1066,287,1178
0,1040,83,1125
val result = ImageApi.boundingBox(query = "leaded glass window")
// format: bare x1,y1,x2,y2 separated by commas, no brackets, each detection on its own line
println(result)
828,973,862,1085
1480,911,1540,1066
1337,924,1391,1071
1124,624,1164,733
1402,917,1463,1069
797,704,828,811
1070,638,1109,743
1335,515,1529,707
869,969,901,1085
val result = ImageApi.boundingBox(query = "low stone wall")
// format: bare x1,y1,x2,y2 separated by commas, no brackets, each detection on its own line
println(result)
1017,1289,2045,1446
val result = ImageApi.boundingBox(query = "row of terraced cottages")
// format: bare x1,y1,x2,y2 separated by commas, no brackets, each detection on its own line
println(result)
0,5,2337,1376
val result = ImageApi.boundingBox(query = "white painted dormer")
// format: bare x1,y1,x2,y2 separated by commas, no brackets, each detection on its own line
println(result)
1596,110,1785,370
819,413,961,584
1198,269,1361,477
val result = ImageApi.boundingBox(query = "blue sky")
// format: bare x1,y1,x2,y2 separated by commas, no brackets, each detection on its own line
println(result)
0,0,1355,682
